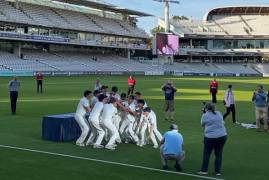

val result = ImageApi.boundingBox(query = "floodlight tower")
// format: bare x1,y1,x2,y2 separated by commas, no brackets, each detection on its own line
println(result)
153,0,180,32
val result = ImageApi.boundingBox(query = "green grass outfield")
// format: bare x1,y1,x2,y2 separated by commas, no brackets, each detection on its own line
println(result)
0,76,268,180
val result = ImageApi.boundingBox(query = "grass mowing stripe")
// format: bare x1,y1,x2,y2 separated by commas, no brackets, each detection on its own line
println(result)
0,96,253,103
0,144,224,180
0,98,80,103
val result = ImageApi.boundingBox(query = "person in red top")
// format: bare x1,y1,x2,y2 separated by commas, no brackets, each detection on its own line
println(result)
209,79,218,103
36,72,44,93
127,75,136,95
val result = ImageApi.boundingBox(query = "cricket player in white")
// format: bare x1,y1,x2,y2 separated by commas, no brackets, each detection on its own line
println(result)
110,86,121,100
119,94,129,137
110,86,121,130
143,107,163,148
134,99,148,135
125,95,139,143
75,90,92,146
87,94,107,148
91,90,100,108
101,97,120,150
134,92,148,108
137,112,149,147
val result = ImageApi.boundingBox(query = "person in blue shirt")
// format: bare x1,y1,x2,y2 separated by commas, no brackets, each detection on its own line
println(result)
198,103,227,176
252,85,268,132
160,124,185,171
162,81,177,121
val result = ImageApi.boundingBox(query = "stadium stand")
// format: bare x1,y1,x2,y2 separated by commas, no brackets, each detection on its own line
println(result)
22,50,157,72
0,48,265,76
0,1,268,77
216,64,259,74
253,64,269,76
0,51,56,71
0,0,148,39
170,7,269,36
158,6,269,72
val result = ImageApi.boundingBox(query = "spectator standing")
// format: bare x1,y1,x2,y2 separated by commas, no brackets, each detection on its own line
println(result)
162,81,177,121
223,85,237,123
127,75,136,95
209,79,218,104
94,78,102,91
160,124,185,171
252,85,268,132
198,103,227,176
36,72,43,93
8,77,20,115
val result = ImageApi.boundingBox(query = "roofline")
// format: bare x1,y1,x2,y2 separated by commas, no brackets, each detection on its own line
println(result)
53,0,153,17
204,5,269,21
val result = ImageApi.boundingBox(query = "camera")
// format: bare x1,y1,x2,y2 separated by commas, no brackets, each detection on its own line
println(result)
202,102,207,114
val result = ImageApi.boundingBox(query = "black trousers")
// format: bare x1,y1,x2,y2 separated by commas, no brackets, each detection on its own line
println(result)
211,92,217,103
37,80,43,93
127,85,134,95
201,136,227,174
223,104,236,123
10,91,18,113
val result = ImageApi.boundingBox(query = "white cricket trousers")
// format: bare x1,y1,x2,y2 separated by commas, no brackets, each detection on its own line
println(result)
150,127,163,146
103,119,120,146
139,122,148,146
113,114,121,130
75,114,90,144
89,117,105,145
119,119,128,135
86,121,95,145
133,117,139,131
127,116,139,142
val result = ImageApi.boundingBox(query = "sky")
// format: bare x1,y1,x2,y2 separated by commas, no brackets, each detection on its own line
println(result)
104,0,269,34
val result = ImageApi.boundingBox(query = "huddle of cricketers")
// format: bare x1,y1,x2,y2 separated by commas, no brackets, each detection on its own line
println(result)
75,86,162,150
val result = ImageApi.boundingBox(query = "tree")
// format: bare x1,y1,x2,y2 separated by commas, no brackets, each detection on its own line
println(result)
172,15,189,20
150,26,165,36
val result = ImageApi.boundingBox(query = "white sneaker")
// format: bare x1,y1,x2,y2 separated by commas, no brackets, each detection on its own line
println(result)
153,145,158,149
110,144,117,148
197,171,208,175
76,143,85,147
116,139,122,144
136,141,141,146
105,145,116,150
85,142,94,146
93,144,104,149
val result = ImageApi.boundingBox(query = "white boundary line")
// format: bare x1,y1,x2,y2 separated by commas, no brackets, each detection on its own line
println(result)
0,144,224,180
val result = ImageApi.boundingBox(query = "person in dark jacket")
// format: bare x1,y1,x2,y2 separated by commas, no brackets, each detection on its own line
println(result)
36,72,44,93
162,81,177,121
8,77,20,115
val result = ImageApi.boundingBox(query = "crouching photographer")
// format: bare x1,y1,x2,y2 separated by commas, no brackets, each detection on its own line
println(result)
198,103,227,176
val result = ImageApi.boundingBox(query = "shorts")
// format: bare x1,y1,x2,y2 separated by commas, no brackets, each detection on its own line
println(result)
164,100,174,112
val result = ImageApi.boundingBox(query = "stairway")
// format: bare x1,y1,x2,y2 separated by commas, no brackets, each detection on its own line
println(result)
50,8,72,26
213,20,229,35
239,15,253,32
85,14,104,30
